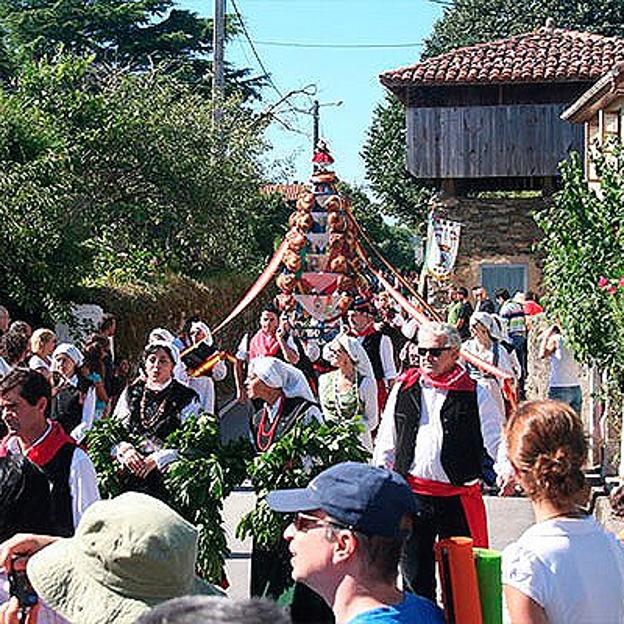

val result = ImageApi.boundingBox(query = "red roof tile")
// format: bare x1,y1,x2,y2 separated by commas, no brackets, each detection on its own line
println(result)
380,27,624,88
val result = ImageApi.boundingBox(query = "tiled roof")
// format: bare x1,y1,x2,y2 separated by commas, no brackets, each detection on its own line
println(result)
380,27,624,88
260,183,310,202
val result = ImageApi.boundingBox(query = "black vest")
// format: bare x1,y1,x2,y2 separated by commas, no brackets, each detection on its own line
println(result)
126,380,198,443
39,443,76,537
251,396,318,452
361,332,385,381
50,386,83,436
393,381,484,486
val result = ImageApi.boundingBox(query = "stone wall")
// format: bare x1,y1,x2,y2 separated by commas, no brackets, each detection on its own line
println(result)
433,195,548,293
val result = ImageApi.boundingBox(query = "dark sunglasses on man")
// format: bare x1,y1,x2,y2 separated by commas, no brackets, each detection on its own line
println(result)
417,346,452,357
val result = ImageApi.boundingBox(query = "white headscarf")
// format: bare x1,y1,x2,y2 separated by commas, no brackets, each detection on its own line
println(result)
148,327,176,345
189,321,214,347
250,357,315,402
470,311,497,338
323,334,374,379
145,339,181,366
52,343,84,367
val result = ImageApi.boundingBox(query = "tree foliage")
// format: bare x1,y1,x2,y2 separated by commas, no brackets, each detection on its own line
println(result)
0,0,264,100
0,53,286,320
535,147,624,371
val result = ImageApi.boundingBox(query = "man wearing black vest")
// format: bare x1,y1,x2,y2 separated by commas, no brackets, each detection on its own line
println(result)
0,369,99,536
373,322,500,601
347,298,396,412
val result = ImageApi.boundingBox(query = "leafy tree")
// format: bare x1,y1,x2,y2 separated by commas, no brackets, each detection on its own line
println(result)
362,0,624,229
0,52,282,320
535,147,624,371
0,0,264,100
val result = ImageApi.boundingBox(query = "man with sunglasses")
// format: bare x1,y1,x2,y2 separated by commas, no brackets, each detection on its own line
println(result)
373,322,500,601
267,462,444,624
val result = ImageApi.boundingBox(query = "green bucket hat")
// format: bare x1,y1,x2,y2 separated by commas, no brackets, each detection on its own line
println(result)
27,492,223,624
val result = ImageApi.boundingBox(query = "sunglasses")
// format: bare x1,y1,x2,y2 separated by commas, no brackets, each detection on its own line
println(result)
417,347,452,357
292,512,351,533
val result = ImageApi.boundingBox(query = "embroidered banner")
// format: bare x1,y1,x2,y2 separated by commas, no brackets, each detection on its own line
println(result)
425,216,461,279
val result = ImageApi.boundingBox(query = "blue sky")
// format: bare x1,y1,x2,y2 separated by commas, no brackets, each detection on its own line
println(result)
182,0,443,186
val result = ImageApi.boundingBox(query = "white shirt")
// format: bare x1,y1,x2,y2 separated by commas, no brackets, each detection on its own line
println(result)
373,375,501,483
28,354,50,374
4,425,100,529
503,515,624,624
355,333,397,381
176,360,227,414
549,334,581,388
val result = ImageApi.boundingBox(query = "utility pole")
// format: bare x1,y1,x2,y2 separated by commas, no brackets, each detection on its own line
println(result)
212,0,226,120
312,100,320,152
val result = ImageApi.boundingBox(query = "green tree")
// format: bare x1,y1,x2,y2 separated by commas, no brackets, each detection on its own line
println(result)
0,52,281,320
0,0,264,100
362,0,624,229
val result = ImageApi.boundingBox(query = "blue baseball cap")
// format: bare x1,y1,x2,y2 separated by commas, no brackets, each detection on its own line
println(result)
266,462,418,538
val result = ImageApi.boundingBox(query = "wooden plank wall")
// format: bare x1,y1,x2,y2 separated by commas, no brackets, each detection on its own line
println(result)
407,104,583,179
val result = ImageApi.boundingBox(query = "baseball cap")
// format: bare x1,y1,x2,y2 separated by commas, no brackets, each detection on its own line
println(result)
266,462,419,538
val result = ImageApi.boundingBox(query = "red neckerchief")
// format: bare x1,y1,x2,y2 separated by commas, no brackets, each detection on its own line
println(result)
0,421,76,467
352,324,376,338
399,365,475,392
249,329,281,360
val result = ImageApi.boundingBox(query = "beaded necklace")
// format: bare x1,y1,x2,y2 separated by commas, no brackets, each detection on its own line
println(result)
256,395,285,452
139,385,170,431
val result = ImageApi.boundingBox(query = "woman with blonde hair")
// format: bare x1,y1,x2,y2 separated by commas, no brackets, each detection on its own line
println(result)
502,400,624,623
28,328,56,378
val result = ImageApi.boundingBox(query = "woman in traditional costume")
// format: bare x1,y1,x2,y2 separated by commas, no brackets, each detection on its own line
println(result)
318,334,378,452
49,343,97,443
246,356,322,452
111,341,199,500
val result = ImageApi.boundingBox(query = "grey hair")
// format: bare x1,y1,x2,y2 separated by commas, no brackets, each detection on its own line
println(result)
133,596,291,624
417,322,461,349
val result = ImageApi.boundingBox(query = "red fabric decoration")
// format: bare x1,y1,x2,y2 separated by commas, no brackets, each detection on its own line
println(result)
399,365,475,393
249,330,281,361
0,421,76,467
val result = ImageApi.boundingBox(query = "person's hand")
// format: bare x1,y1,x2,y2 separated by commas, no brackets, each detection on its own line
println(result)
140,456,158,478
121,448,147,477
276,316,290,340
0,598,40,624
0,534,58,573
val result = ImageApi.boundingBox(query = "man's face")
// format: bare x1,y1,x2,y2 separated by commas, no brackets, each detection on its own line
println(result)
260,311,278,335
418,330,459,376
473,288,485,301
347,310,373,334
283,510,337,591
0,387,45,436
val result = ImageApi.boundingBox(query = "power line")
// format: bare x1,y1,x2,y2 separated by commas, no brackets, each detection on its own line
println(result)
252,40,424,49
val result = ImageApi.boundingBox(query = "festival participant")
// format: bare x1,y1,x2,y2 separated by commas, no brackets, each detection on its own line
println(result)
28,329,56,379
539,324,582,415
49,344,97,443
502,400,624,624
319,334,378,452
180,321,227,415
447,286,473,341
234,304,300,403
8,321,32,340
495,288,527,398
98,312,127,404
267,462,445,624
347,298,396,411
523,291,544,316
472,285,495,314
373,322,500,600
111,341,200,501
3,330,30,369
82,335,111,419
0,369,100,535
0,493,222,624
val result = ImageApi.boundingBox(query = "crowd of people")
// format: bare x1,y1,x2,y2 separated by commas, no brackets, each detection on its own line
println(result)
0,285,622,624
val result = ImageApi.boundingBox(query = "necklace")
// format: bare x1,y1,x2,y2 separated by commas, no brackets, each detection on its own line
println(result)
139,385,170,431
256,396,284,452
332,370,359,419
540,508,586,523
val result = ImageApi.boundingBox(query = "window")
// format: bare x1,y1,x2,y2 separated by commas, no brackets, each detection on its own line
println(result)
480,264,528,301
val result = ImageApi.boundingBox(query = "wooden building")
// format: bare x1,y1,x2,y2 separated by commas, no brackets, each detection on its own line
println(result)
562,63,624,193
380,26,624,294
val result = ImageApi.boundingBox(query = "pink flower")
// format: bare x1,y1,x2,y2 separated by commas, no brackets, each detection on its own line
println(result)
607,285,617,295
598,276,609,289
619,277,624,288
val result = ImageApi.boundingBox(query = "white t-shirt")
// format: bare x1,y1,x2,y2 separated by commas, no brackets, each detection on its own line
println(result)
502,515,624,624
549,334,581,388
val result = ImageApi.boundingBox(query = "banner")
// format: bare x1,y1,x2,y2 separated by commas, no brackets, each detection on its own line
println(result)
294,294,343,322
425,216,461,279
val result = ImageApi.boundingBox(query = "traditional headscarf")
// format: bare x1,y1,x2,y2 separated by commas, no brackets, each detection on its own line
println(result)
189,321,214,347
52,343,84,367
148,327,176,345
144,340,180,366
470,312,497,338
323,334,374,379
250,357,315,402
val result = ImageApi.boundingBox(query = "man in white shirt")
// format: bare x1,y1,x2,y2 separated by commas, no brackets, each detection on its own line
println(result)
0,369,100,535
373,322,499,600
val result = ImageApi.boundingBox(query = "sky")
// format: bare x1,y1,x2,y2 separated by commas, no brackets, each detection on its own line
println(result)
182,0,444,186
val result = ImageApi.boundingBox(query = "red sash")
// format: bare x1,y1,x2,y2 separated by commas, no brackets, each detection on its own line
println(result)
407,475,489,548
399,365,475,393
248,330,281,361
0,421,76,467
